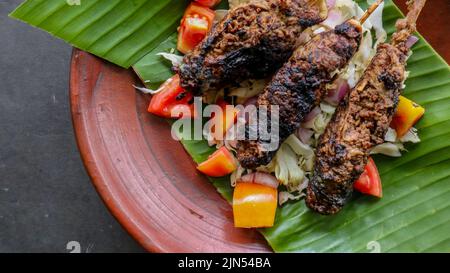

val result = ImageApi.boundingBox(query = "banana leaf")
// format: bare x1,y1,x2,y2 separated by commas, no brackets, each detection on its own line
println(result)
9,0,188,68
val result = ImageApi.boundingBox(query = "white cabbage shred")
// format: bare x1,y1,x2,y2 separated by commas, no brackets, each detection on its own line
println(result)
371,127,420,157
157,52,183,67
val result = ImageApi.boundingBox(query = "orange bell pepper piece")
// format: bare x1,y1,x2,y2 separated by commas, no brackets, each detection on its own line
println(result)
391,96,425,137
233,182,278,228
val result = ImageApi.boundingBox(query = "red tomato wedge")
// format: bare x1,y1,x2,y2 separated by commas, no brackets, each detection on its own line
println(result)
195,0,222,8
184,2,215,25
233,182,278,228
177,17,209,54
147,75,196,119
354,157,383,198
210,99,239,140
177,3,215,54
197,147,237,177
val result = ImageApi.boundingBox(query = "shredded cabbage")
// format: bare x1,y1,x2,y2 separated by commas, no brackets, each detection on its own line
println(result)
366,0,387,45
133,85,159,94
372,127,420,157
230,164,245,187
384,127,398,142
370,142,404,157
256,135,313,189
157,52,183,67
302,103,335,138
400,127,421,143
279,191,304,206
228,79,268,104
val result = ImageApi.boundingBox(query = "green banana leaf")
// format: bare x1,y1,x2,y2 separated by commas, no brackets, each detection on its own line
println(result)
11,0,450,252
133,33,178,89
9,0,188,68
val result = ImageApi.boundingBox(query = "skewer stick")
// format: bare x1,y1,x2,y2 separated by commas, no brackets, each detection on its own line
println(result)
391,0,427,46
402,0,427,27
359,0,384,24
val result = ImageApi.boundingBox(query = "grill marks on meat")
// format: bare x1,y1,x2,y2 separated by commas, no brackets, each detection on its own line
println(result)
177,0,327,93
306,0,427,215
237,20,362,169
306,44,406,214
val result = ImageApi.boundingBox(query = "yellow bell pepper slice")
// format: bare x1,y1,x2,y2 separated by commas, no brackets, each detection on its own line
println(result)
391,96,425,137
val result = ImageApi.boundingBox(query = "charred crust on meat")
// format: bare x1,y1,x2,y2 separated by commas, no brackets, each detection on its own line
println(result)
178,0,328,93
237,21,362,169
378,71,402,90
335,21,362,41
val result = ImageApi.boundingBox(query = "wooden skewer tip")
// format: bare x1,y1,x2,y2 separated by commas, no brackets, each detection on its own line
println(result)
359,0,384,24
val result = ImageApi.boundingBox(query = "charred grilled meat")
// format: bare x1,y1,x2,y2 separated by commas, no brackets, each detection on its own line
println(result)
306,0,427,215
237,19,363,169
176,0,328,93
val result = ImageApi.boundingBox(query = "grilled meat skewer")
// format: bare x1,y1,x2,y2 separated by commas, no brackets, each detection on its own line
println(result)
306,0,427,215
176,0,328,93
237,0,384,169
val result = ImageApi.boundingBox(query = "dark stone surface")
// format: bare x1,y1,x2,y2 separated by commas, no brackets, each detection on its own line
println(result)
0,0,145,253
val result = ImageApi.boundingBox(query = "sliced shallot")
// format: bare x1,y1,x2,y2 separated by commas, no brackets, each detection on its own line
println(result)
405,35,419,49
326,0,336,8
296,127,314,144
304,106,321,122
324,79,350,106
239,172,279,189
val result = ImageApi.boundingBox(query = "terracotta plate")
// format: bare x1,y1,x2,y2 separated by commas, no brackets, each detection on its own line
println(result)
69,49,270,253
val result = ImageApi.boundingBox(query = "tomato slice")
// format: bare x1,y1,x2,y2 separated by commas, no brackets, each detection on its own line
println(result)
184,2,215,25
197,147,237,177
354,157,383,198
195,0,222,8
233,182,278,228
147,75,196,119
177,3,215,54
210,99,239,140
391,96,425,137
177,17,209,54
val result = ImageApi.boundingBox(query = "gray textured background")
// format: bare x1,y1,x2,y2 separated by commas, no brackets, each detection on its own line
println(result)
0,0,144,253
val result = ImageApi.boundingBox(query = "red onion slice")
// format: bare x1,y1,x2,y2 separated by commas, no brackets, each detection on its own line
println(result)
239,172,279,189
326,0,336,8
296,127,314,144
324,79,349,106
322,10,342,29
302,106,321,129
304,106,321,122
406,35,419,49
